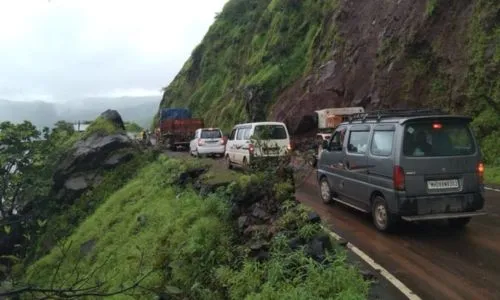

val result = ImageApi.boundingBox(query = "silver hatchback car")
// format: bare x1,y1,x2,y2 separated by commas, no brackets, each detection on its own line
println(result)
317,109,486,232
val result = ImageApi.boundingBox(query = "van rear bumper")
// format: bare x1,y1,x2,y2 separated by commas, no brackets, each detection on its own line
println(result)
401,211,487,221
396,192,484,216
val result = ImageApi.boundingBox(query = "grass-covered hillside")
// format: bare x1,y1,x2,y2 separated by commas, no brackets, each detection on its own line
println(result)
160,0,340,130
21,156,369,299
159,0,500,178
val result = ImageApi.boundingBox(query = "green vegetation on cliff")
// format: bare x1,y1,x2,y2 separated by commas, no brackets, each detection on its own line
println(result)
160,0,340,131
21,156,368,299
468,0,500,167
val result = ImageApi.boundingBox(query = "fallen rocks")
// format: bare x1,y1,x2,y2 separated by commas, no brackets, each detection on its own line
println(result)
304,233,333,262
288,236,304,250
307,211,321,224
360,269,377,281
64,176,88,191
176,167,207,186
251,206,271,221
237,216,249,231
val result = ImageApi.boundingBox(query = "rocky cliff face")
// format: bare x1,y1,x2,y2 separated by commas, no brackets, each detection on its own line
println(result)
160,0,499,153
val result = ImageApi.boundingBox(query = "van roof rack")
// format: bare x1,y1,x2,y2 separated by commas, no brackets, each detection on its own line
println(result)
348,108,447,123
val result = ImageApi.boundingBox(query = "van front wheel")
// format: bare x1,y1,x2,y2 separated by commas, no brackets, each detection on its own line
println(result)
372,196,395,232
448,217,471,229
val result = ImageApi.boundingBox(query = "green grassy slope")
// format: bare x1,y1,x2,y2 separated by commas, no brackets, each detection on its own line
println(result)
23,156,369,299
159,0,340,131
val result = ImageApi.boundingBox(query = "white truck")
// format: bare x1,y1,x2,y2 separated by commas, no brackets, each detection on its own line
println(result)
309,107,365,167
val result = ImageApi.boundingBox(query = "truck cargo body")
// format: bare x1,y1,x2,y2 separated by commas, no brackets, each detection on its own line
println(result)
159,118,204,150
315,107,365,129
160,108,192,121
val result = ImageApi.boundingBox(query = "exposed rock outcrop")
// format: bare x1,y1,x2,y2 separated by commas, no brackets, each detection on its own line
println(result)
100,109,126,131
51,110,140,204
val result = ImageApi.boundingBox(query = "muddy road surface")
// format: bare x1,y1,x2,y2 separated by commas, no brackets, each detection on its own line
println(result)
158,144,500,300
297,173,500,300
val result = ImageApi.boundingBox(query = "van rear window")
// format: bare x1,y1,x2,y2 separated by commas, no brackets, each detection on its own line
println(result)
201,130,222,139
253,125,288,140
403,122,476,157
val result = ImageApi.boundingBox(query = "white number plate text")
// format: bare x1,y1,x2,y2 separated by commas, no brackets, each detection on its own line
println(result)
427,179,459,190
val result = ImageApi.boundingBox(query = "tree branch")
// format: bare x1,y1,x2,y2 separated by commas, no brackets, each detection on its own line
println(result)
0,270,154,299
0,244,154,299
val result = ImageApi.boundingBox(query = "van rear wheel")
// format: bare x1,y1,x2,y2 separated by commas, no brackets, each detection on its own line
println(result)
319,177,332,204
372,196,395,232
448,217,471,229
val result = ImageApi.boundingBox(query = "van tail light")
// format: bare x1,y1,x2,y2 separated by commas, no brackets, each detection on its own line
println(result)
393,165,405,191
220,138,226,145
287,143,293,151
198,139,205,146
248,143,255,155
477,162,485,184
432,123,442,129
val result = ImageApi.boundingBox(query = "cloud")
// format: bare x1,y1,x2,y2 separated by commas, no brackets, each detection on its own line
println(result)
0,0,227,102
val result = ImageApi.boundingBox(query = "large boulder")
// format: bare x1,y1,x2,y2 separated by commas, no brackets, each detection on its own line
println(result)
100,109,126,131
52,111,140,203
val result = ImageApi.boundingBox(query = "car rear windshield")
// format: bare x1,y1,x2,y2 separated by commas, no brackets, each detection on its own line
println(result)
201,130,222,139
253,125,288,140
403,121,476,157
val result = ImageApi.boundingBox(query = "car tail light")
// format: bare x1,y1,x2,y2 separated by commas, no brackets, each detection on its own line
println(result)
198,139,205,146
393,165,405,191
220,138,225,145
477,161,485,184
248,143,255,155
287,143,293,151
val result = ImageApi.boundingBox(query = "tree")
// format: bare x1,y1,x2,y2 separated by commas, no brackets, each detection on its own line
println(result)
53,121,75,135
0,121,45,219
124,121,143,133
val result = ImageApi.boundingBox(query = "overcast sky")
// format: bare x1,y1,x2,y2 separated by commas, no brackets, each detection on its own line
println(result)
0,0,227,103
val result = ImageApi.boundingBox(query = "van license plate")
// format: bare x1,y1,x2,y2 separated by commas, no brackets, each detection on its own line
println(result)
427,179,459,189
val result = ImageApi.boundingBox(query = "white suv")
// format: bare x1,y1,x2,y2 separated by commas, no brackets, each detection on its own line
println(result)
225,122,291,169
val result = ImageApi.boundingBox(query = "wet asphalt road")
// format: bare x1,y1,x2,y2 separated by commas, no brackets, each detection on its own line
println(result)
296,173,500,300
156,141,500,300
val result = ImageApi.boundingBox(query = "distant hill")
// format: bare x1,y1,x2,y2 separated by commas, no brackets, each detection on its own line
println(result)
0,96,159,129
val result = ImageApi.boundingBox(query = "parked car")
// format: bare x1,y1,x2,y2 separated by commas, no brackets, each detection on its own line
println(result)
317,109,486,232
225,122,291,169
189,128,226,157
